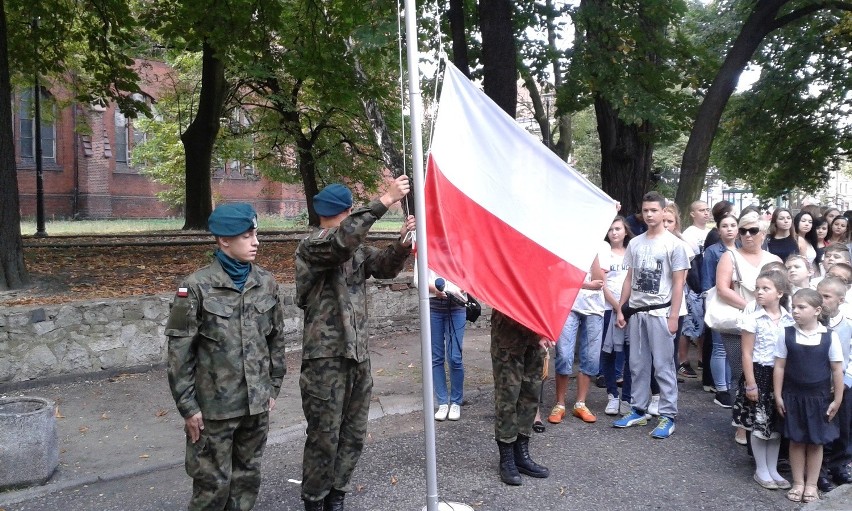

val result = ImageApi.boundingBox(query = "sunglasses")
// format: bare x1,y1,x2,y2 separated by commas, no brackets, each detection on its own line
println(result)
738,227,760,236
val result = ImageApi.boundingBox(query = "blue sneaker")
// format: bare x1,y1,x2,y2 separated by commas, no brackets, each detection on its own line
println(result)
613,408,649,428
650,416,676,439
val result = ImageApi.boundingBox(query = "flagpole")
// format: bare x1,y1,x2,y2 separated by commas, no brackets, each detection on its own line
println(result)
403,0,440,510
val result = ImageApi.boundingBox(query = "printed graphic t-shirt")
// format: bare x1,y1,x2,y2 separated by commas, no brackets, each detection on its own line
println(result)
624,230,691,316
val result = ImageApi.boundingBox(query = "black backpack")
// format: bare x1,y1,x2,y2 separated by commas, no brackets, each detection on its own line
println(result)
686,252,703,294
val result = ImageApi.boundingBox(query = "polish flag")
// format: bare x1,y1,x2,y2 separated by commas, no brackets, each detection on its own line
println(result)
425,62,616,340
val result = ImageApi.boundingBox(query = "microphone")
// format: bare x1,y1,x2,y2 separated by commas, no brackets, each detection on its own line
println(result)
435,278,446,292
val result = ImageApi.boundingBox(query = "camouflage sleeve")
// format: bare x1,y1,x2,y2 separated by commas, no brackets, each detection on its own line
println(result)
362,240,411,279
165,285,201,418
267,284,288,399
296,200,388,268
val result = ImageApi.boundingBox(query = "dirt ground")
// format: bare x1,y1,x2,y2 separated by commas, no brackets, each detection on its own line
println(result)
1,233,408,307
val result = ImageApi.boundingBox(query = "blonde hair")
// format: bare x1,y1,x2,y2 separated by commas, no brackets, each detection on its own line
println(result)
738,211,769,234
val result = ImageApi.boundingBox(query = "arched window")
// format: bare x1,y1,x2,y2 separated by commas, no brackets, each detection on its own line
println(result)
18,88,56,162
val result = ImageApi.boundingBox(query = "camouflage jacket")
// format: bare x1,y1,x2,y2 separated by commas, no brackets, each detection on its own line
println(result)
296,200,411,362
165,259,287,420
491,310,541,348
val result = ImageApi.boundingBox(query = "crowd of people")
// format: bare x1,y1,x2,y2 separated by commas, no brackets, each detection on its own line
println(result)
536,194,852,502
160,177,852,509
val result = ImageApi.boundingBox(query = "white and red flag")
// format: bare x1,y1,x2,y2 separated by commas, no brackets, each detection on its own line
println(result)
425,62,616,340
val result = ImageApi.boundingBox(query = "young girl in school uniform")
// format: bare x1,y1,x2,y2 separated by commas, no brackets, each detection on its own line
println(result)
733,271,794,491
774,289,845,503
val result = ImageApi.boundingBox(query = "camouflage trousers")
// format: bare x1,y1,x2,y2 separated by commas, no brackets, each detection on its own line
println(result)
300,357,373,502
491,338,544,443
185,412,269,511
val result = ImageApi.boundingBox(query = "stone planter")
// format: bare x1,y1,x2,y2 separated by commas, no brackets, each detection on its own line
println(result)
0,397,59,490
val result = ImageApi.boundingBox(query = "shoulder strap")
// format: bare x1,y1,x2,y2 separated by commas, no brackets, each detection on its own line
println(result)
784,325,796,347
728,250,743,283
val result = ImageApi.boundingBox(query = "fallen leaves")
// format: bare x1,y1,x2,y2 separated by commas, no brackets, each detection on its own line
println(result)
155,409,169,418
390,475,398,485
139,454,150,459
55,407,65,419
79,426,89,434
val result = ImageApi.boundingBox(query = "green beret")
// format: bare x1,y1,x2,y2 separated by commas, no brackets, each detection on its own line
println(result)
208,203,258,236
313,184,353,217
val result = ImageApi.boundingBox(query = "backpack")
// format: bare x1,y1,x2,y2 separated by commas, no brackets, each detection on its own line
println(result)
686,251,703,294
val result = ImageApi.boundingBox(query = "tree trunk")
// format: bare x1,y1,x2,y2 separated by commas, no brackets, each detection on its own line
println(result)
347,41,415,216
0,0,30,290
479,0,517,117
546,0,570,160
297,138,320,227
448,0,471,78
180,40,227,230
674,0,783,211
595,96,653,216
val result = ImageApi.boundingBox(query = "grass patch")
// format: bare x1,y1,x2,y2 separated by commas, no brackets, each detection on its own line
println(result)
20,215,405,235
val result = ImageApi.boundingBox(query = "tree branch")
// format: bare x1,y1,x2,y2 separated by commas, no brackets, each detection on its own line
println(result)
771,1,852,30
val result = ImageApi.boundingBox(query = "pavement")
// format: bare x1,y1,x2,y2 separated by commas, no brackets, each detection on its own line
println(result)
1,329,851,510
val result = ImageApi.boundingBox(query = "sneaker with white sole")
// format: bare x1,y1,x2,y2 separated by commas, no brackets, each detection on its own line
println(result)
605,394,620,415
650,415,676,439
435,404,449,421
613,409,650,428
648,395,660,416
448,403,461,421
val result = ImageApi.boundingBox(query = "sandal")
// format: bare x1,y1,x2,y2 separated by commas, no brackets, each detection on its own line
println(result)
786,484,804,502
533,420,546,433
801,485,819,503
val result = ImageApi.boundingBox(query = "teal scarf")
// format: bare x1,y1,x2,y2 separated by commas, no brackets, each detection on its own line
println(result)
215,249,250,291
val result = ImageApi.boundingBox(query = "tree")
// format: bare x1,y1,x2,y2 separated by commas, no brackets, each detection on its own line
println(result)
710,10,852,199
140,0,284,229
561,0,698,215
675,0,852,211
480,0,518,116
1,0,142,290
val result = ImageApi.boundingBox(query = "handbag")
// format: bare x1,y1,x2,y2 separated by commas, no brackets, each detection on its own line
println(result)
704,250,745,334
464,295,482,323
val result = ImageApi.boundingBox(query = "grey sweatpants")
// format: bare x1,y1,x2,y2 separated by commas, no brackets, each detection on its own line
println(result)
628,312,679,417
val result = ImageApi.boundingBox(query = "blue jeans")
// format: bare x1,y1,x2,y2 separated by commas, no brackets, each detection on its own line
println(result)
710,329,731,391
430,299,466,405
555,311,603,376
600,311,631,401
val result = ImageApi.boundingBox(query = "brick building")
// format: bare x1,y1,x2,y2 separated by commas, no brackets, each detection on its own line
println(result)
13,59,307,220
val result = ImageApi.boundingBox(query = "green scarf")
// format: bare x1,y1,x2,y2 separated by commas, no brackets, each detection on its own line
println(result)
215,249,250,291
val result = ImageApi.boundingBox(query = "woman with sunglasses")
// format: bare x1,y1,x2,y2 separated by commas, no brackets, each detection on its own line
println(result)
715,212,781,444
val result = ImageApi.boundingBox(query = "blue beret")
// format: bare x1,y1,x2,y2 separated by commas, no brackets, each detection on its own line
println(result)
208,203,258,236
313,184,353,217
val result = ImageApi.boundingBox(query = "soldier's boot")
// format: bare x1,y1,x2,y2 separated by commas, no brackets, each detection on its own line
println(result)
303,498,325,511
324,489,345,511
513,434,550,478
497,441,522,486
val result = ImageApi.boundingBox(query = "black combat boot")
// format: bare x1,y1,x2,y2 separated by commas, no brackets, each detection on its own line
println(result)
303,498,324,511
513,434,550,478
324,489,345,511
497,441,522,485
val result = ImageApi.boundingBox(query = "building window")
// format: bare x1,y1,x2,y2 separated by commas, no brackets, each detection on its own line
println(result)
18,88,56,162
115,93,154,172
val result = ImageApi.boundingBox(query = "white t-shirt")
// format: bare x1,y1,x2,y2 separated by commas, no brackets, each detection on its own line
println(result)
604,249,629,311
572,241,610,316
774,324,843,362
682,225,712,256
624,230,691,316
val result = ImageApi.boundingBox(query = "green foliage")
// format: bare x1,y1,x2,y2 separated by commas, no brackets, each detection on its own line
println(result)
569,106,601,185
558,0,703,140
711,9,852,200
6,0,145,114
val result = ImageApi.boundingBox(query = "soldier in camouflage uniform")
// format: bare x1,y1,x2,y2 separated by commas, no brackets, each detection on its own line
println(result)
166,203,287,511
296,177,415,511
491,309,552,486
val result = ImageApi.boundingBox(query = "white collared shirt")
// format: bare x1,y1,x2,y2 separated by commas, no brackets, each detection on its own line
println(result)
774,323,843,362
739,305,794,366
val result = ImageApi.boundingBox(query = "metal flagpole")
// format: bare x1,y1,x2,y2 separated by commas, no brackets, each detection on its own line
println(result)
402,0,440,510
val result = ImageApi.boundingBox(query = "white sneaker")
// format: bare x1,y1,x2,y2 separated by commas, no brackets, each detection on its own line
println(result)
648,395,660,416
435,404,449,421
620,400,632,415
448,403,461,421
605,394,620,415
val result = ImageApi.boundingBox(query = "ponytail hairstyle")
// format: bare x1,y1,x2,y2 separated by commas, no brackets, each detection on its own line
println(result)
756,270,791,311
792,288,827,324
